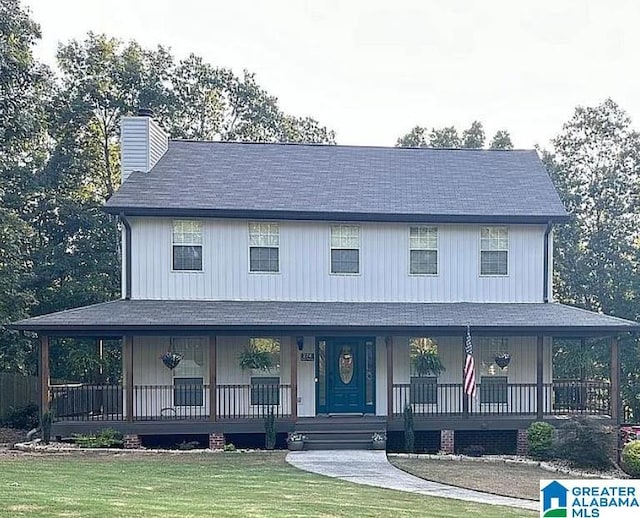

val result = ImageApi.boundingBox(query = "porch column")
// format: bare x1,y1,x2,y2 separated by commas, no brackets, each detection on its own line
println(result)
536,335,544,420
290,336,298,421
123,335,133,422
209,335,217,421
39,335,50,415
386,336,393,420
610,336,620,425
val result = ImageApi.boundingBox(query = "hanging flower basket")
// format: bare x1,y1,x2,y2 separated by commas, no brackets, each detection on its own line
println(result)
495,352,511,369
161,351,183,370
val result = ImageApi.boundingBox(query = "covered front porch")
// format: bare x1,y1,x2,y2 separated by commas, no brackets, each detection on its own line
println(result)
11,299,637,437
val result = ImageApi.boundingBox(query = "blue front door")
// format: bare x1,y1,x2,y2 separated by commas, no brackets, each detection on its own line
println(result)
316,337,376,414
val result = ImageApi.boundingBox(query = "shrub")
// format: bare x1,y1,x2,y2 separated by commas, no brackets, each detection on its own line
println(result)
527,422,555,459
462,444,485,457
403,405,415,453
553,417,614,470
177,440,200,450
223,443,236,452
264,408,276,450
621,440,640,478
2,403,39,429
72,428,124,448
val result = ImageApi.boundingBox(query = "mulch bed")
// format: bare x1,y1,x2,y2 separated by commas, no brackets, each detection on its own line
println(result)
0,427,28,446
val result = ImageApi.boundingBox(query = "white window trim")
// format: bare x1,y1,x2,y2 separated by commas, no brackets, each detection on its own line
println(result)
171,220,204,273
248,222,280,274
329,224,361,276
408,226,439,276
479,226,509,277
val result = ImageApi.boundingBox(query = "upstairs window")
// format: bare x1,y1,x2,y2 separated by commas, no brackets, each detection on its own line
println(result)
172,220,203,271
330,225,360,274
480,226,508,275
249,223,279,272
409,227,438,275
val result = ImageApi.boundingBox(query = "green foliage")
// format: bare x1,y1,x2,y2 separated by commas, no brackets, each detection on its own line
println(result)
462,445,485,457
461,121,485,149
72,428,123,448
527,422,555,460
223,443,236,452
410,338,445,377
177,440,201,450
239,348,273,371
621,440,640,478
264,408,276,450
396,121,502,150
40,411,52,444
489,130,513,150
403,405,415,453
1,403,39,429
543,99,640,419
553,418,614,469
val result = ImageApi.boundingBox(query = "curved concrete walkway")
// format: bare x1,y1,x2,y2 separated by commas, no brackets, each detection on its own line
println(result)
286,450,539,512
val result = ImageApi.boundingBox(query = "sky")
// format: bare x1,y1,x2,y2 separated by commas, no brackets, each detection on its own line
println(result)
23,0,640,149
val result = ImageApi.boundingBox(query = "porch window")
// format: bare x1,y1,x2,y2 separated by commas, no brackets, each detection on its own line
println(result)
410,377,437,404
172,220,203,271
174,377,204,406
249,222,279,272
409,227,438,274
480,226,508,275
480,376,508,404
250,377,280,405
330,225,360,274
171,337,205,407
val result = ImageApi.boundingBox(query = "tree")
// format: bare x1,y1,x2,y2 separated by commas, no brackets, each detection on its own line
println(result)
461,121,485,149
489,130,514,150
396,122,502,149
545,99,640,419
396,126,428,148
0,0,51,373
429,126,460,148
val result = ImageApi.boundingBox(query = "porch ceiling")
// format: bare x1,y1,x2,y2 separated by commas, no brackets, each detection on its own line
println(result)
9,300,640,336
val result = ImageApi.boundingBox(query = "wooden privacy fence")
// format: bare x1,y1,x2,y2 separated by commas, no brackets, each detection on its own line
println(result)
0,372,38,420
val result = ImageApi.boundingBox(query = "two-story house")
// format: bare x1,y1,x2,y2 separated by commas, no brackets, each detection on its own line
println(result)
12,110,639,452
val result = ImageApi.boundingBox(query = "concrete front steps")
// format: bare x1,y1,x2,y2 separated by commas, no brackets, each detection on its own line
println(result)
294,415,387,450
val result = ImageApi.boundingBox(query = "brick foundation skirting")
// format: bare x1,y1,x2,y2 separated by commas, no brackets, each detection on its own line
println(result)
440,429,455,454
209,433,225,449
123,434,141,449
516,429,529,456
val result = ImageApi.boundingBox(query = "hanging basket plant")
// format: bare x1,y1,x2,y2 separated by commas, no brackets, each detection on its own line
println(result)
161,351,184,370
495,352,511,369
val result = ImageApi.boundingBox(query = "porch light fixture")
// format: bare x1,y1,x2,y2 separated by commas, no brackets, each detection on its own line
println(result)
495,352,511,369
296,336,304,351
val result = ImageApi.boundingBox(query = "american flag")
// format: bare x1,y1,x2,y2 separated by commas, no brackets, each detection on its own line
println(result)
463,325,477,397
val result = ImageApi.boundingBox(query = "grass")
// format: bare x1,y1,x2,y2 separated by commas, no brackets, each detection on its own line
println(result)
389,456,577,501
0,451,536,517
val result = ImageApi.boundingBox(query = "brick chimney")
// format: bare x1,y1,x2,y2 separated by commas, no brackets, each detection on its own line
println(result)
120,108,169,184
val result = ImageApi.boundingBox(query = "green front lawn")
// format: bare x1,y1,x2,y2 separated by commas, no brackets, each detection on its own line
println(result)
0,452,535,517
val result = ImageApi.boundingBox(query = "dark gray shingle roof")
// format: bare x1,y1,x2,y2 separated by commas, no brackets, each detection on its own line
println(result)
11,300,637,334
105,142,567,221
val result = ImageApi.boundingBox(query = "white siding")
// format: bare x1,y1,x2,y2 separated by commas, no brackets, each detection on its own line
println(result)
129,218,547,303
120,117,168,183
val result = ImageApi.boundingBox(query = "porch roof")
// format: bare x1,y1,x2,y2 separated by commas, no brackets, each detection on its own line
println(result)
10,300,640,336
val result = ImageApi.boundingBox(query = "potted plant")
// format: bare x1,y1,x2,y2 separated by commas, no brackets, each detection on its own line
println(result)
411,339,445,377
160,351,183,370
287,432,306,451
495,352,511,369
371,432,387,450
239,347,273,372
